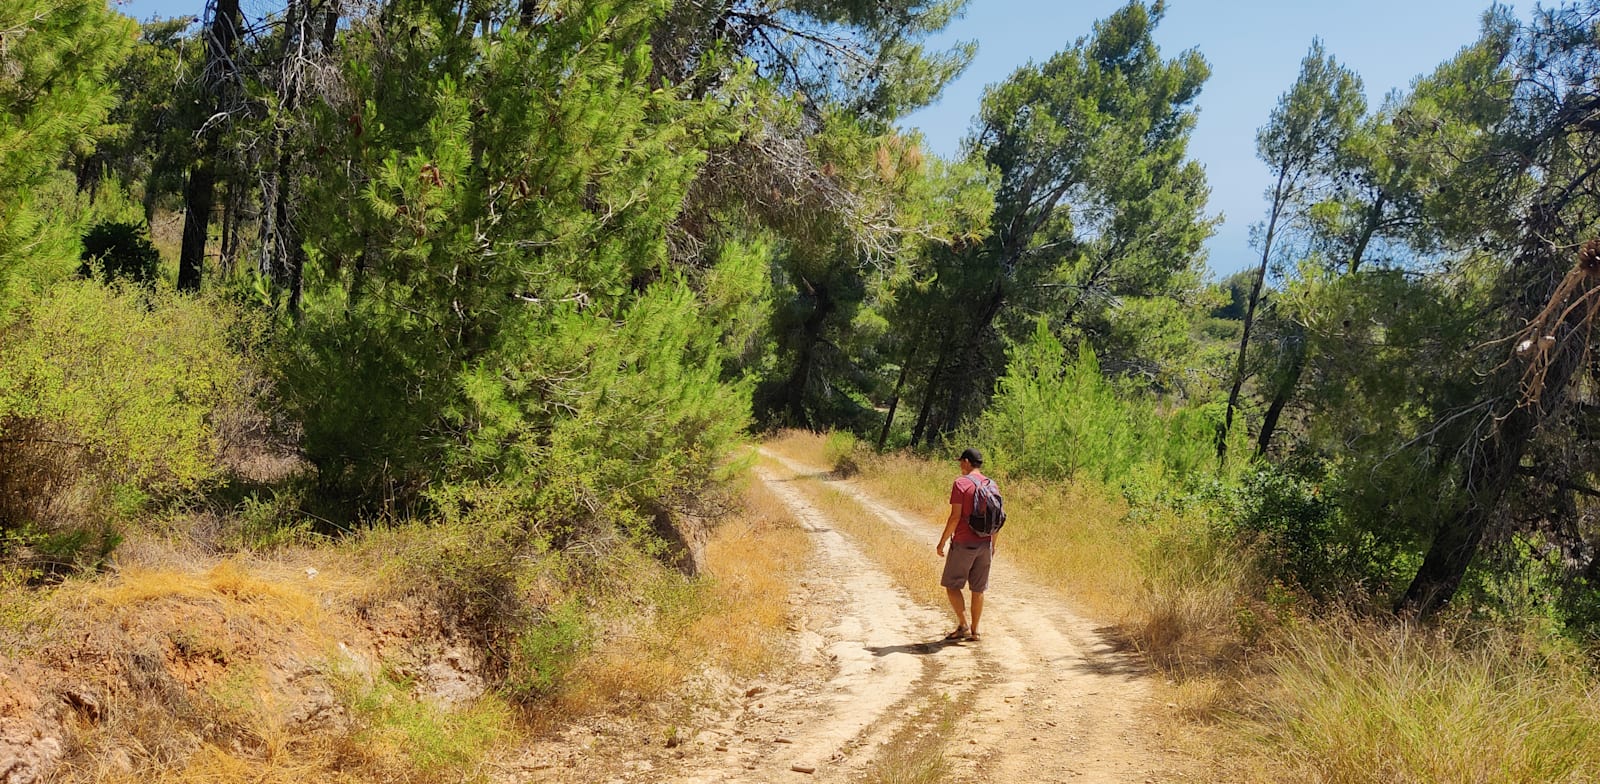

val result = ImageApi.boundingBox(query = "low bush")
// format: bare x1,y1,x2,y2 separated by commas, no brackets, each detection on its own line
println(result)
973,321,1236,490
77,221,159,284
824,430,863,476
342,672,514,782
0,281,258,571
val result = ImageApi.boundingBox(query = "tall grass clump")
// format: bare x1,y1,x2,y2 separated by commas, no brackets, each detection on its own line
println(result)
342,672,514,781
1246,619,1600,784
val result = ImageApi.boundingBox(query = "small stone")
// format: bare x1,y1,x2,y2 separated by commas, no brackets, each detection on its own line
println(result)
60,686,104,722
305,567,318,579
790,765,816,774
774,737,793,744
715,746,728,752
745,686,766,698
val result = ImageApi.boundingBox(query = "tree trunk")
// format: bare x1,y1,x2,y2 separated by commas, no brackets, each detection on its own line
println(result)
1218,169,1289,463
177,0,243,292
1396,206,1589,616
518,0,542,29
178,155,217,292
911,340,952,448
936,284,1005,440
877,344,918,451
784,281,833,428
142,170,160,225
219,182,238,279
321,0,339,51
271,143,304,316
1255,325,1305,456
265,0,309,315
1347,192,1386,275
1258,192,1386,456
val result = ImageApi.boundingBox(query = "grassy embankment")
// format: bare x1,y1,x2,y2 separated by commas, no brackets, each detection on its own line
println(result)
764,430,1600,784
0,468,810,783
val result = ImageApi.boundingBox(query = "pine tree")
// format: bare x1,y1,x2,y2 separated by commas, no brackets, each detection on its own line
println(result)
908,1,1213,444
281,0,751,528
0,0,133,295
1216,40,1364,463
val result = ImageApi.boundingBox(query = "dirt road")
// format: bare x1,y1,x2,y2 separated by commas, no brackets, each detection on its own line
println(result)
515,451,1184,783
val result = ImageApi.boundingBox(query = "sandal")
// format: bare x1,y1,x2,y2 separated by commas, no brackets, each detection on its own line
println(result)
965,631,981,642
943,626,968,641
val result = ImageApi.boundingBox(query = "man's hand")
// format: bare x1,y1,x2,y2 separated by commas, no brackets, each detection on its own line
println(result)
935,539,946,557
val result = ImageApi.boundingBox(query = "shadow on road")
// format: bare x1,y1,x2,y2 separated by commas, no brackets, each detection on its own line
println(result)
773,471,836,483
1054,626,1153,680
866,639,961,657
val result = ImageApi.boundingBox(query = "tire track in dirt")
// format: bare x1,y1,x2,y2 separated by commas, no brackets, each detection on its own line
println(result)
674,464,962,782
760,451,1181,784
510,453,1183,783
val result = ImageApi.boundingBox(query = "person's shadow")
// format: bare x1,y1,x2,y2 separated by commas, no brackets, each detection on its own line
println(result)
866,639,962,657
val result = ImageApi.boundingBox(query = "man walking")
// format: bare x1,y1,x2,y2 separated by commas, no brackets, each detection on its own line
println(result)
936,447,995,642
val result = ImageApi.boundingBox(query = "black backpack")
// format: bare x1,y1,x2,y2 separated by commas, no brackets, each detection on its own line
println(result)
967,476,1006,537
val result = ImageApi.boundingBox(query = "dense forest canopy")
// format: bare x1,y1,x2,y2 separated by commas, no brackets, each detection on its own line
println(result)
3,0,1600,632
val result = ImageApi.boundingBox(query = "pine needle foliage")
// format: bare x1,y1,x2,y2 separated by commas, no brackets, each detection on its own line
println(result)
0,0,132,303
284,0,752,531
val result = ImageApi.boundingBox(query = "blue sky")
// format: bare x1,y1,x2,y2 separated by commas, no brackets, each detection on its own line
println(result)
901,0,1494,276
113,0,1497,276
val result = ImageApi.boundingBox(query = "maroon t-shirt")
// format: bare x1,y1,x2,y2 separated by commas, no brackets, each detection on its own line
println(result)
949,471,990,545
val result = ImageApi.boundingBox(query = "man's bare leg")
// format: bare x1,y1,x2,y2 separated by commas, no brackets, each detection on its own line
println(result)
970,592,984,636
946,587,968,632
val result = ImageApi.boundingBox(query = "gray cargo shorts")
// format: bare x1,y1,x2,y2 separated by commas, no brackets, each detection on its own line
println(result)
941,542,993,593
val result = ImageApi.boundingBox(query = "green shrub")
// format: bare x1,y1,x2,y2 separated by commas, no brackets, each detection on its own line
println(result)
975,320,1230,488
505,597,590,699
230,488,320,551
343,668,512,778
272,318,448,516
1176,464,1411,604
447,279,752,540
77,221,159,284
824,430,862,476
0,280,256,562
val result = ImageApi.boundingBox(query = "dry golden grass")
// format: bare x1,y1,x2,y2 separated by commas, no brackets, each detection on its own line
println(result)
74,740,359,784
91,559,322,620
546,472,813,723
1233,618,1600,784
862,693,964,784
692,474,813,675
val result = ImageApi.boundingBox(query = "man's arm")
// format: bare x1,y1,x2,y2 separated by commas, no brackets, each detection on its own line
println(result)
936,504,961,556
